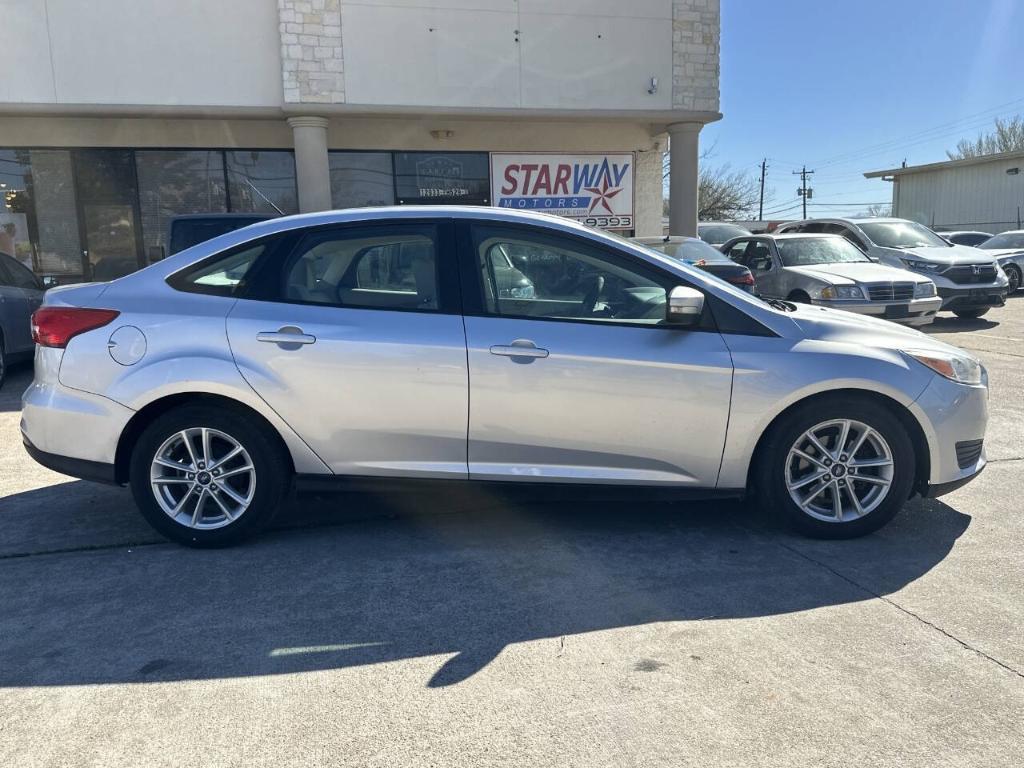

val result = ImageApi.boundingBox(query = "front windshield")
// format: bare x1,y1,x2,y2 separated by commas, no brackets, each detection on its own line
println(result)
858,221,949,248
978,232,1024,250
776,237,871,266
699,223,750,243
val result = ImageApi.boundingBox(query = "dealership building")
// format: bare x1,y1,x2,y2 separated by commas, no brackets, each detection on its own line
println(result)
0,0,720,282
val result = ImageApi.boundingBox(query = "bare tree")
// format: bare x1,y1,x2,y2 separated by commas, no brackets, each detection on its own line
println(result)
947,115,1024,160
663,142,764,221
859,203,892,218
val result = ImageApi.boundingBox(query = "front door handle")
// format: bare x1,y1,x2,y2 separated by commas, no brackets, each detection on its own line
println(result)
489,339,549,359
257,326,316,345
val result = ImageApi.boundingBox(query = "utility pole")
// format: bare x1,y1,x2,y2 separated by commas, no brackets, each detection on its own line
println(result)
758,158,767,221
793,166,815,219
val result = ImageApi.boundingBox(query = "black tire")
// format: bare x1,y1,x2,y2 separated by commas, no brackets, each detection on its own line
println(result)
1005,265,1021,294
129,404,290,547
953,308,989,319
755,395,916,539
788,291,811,304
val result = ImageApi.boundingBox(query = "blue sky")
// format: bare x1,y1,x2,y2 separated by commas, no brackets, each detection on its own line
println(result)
702,0,1024,219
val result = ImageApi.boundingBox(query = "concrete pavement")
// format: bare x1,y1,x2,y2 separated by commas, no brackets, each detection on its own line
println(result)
1,300,1022,767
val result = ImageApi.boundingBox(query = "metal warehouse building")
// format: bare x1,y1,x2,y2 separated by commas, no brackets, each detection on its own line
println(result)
865,150,1024,234
0,0,721,284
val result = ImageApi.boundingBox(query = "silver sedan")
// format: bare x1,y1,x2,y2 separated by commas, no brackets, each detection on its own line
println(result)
721,233,942,326
22,207,987,546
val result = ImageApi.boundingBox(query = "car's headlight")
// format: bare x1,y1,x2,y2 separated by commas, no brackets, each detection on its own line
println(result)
903,349,984,385
509,284,535,299
820,285,865,300
900,258,943,273
914,281,936,297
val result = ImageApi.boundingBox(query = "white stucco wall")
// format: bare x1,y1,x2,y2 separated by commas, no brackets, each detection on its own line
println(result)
1,0,283,107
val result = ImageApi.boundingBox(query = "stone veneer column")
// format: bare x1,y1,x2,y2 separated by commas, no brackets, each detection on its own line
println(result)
288,116,332,212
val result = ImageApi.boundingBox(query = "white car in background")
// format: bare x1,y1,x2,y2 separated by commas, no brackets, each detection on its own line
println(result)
975,230,1024,294
776,218,1009,319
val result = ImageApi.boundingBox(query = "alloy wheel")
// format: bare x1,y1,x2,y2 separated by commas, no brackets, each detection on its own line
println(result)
149,427,256,529
1008,266,1021,294
785,418,894,523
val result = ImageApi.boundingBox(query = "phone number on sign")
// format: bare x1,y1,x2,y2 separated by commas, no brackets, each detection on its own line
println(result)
575,215,633,229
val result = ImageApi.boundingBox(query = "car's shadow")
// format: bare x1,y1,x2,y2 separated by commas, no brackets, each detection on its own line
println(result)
0,481,971,688
925,316,999,334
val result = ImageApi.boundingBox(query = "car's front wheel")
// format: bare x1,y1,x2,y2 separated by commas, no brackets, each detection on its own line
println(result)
129,404,290,547
1004,264,1021,294
756,396,916,538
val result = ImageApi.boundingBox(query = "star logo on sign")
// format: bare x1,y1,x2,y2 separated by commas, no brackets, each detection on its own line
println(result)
583,177,623,214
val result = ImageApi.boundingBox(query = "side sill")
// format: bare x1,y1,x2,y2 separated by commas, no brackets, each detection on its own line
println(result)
294,473,745,502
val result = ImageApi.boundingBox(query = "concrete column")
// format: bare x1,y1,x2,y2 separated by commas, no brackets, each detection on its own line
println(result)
288,116,332,213
667,122,702,237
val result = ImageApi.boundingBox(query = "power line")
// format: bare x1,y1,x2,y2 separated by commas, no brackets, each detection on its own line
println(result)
792,166,815,218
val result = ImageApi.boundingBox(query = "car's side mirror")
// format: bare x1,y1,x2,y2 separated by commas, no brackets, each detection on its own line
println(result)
666,285,705,326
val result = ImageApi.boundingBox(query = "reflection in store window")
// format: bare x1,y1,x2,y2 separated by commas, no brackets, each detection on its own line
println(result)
328,152,395,209
136,150,228,264
226,151,298,216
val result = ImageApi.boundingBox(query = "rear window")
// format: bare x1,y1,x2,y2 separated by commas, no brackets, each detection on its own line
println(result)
167,240,272,297
168,217,271,255
698,224,751,244
978,232,1024,250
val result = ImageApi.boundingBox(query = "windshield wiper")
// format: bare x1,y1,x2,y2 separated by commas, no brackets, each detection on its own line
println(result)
764,298,796,312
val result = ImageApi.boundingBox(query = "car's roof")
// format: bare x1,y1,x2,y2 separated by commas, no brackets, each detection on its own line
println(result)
941,230,992,235
783,217,909,226
990,229,1024,235
749,232,845,240
169,213,276,221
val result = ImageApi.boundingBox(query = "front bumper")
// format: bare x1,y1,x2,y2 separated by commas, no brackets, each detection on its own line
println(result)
812,295,942,326
935,283,1007,310
909,372,988,495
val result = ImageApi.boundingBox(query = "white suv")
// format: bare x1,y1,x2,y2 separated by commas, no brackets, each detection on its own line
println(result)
776,218,1009,318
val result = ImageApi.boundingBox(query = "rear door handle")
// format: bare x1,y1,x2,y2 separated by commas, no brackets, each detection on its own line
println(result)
257,326,316,345
489,339,549,359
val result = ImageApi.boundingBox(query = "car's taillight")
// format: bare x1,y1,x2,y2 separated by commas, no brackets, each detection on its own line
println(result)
31,307,120,348
729,273,756,286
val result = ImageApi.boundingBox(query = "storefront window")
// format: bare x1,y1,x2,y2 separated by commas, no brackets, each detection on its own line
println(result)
0,149,37,271
225,151,298,216
394,152,490,206
136,150,228,264
328,151,395,208
73,150,144,281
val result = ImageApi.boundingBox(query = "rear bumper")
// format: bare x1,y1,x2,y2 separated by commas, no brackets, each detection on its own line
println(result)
22,438,119,484
20,370,134,471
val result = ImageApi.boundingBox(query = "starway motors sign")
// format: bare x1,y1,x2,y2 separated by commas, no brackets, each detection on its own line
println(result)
490,153,635,230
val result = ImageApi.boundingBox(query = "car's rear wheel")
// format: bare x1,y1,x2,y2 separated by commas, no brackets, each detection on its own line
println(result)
953,308,989,319
129,404,289,547
756,396,915,538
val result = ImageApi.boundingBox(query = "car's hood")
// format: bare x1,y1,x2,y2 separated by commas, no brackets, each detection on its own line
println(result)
981,248,1024,260
784,262,927,284
875,244,996,265
786,302,969,357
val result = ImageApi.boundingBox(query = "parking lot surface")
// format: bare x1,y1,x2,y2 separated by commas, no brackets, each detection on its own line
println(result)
2,301,1023,767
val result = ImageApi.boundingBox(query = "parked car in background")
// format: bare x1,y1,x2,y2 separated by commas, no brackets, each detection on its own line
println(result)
940,231,993,247
975,230,1024,294
0,253,45,388
721,233,941,327
21,207,988,545
165,213,276,258
776,218,1008,318
697,222,752,247
633,235,756,292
